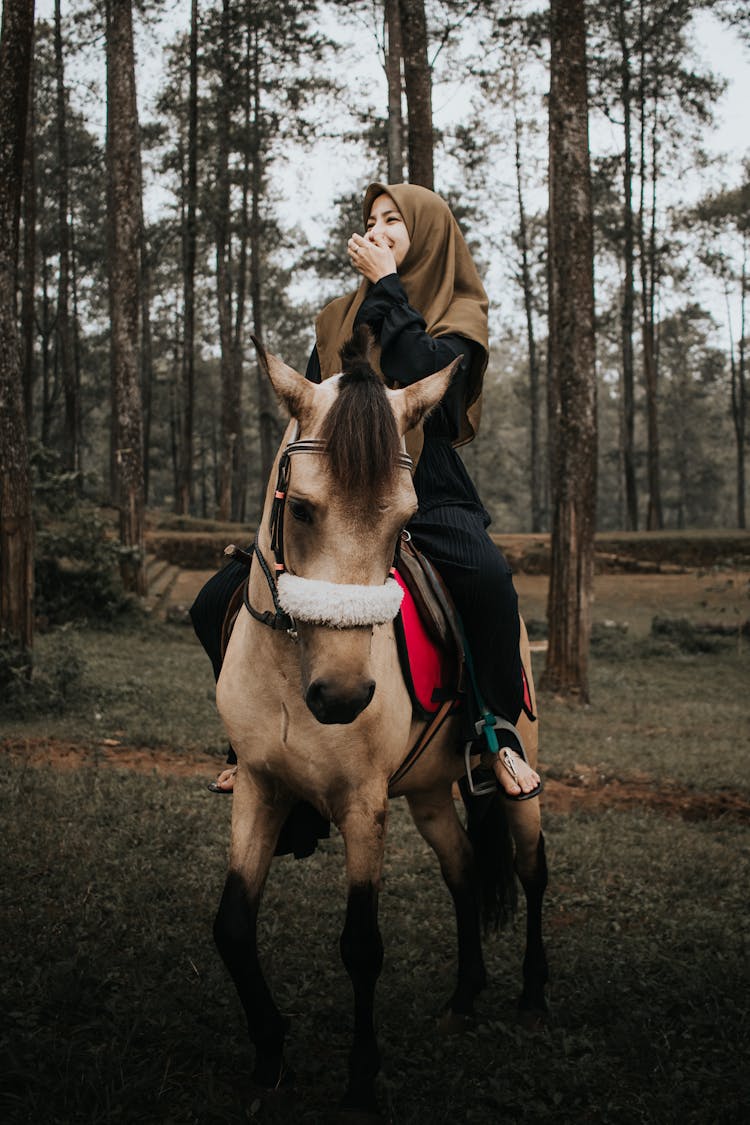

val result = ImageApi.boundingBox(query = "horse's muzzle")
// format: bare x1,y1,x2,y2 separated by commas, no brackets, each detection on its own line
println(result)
305,677,376,724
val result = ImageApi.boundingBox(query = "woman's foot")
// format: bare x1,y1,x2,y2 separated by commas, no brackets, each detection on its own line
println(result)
493,747,542,800
207,766,237,794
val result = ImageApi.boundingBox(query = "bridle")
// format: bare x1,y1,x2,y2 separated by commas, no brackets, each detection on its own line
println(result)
244,423,413,641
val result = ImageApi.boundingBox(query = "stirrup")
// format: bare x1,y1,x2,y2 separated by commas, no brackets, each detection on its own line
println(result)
463,715,529,798
463,741,498,796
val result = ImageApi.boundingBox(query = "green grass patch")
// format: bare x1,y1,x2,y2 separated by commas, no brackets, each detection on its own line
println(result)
1,764,748,1123
2,602,749,1120
0,620,225,754
534,643,750,792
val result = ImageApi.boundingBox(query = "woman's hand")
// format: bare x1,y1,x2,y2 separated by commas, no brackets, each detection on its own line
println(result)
347,232,397,284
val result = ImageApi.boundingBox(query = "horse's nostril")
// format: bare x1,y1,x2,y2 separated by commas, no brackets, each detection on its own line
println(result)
306,678,376,725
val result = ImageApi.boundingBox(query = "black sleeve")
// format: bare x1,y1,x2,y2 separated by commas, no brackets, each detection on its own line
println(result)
305,344,322,384
355,273,478,439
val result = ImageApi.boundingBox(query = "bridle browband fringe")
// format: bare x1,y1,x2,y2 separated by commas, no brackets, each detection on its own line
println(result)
244,426,413,638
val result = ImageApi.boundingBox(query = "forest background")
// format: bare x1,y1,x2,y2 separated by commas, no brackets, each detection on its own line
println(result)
14,0,750,532
2,8,749,1118
1,0,749,697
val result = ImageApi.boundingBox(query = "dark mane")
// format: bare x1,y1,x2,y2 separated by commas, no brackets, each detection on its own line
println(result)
319,327,401,495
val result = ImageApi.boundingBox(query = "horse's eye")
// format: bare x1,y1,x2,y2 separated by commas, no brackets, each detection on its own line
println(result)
289,499,312,524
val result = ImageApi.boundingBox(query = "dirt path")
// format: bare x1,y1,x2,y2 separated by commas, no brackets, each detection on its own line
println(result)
3,737,747,823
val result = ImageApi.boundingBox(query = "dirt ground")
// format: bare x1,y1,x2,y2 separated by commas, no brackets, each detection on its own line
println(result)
5,563,748,823
3,735,748,824
514,568,750,638
166,566,750,640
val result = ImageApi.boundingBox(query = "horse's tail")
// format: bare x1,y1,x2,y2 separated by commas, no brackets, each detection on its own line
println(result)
460,777,518,932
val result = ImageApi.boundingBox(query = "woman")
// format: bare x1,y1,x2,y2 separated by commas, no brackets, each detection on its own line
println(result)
194,182,540,801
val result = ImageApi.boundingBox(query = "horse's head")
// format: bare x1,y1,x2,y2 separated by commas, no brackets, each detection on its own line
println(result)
253,328,457,725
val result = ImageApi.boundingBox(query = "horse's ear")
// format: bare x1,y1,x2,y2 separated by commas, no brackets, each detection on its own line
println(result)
390,357,459,436
252,335,314,419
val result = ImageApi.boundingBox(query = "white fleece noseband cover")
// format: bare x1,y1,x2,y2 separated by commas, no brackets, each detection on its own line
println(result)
277,572,403,628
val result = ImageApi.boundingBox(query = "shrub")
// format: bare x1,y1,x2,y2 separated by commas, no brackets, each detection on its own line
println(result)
0,628,85,718
650,615,720,653
32,447,137,626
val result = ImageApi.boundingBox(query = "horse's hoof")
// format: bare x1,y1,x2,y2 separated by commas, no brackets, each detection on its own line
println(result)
517,1006,547,1032
247,1068,296,1118
336,1111,388,1125
438,1008,475,1035
248,1088,296,1121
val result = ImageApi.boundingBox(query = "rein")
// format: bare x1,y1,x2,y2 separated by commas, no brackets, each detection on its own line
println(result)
245,425,413,638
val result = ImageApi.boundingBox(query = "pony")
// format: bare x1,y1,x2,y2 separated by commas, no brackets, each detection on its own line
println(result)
214,329,548,1122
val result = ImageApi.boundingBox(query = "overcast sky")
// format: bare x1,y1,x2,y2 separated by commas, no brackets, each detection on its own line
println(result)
35,0,750,341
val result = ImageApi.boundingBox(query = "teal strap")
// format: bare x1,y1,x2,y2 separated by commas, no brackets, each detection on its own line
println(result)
459,618,500,755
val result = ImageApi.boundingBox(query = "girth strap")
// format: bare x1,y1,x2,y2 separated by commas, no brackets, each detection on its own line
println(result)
388,697,455,791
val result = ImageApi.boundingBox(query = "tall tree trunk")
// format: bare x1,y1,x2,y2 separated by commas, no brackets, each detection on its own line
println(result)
20,41,35,430
215,0,239,522
176,0,198,515
40,246,53,446
617,0,637,530
230,12,253,525
139,188,153,504
731,235,747,528
513,94,542,532
385,0,404,183
106,0,146,594
136,121,153,505
70,197,83,469
54,0,77,477
0,0,35,663
199,439,207,519
639,94,663,530
249,22,276,519
542,0,597,702
398,0,433,189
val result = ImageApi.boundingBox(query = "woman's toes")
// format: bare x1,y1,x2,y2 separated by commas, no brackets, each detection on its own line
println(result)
494,748,538,796
216,766,237,791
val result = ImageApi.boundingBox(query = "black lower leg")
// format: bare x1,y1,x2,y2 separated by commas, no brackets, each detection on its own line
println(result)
214,871,288,1088
339,882,383,1114
517,833,549,1014
447,872,487,1016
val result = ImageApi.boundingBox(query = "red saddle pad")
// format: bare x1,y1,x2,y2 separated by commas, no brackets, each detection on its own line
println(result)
393,570,535,722
393,570,455,716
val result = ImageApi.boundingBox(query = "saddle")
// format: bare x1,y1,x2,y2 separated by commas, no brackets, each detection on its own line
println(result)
393,536,465,718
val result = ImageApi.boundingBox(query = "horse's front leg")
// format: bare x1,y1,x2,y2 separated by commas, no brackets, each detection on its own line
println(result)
335,789,389,1121
510,629,549,1021
407,789,487,1021
213,768,293,1090
504,796,548,1022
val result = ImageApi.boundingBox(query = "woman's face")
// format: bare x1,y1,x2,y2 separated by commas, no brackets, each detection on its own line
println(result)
365,194,411,268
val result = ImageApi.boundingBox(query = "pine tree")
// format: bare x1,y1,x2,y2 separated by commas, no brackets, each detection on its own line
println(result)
54,0,79,477
399,0,434,188
542,0,597,701
106,0,146,594
693,172,749,528
0,0,36,663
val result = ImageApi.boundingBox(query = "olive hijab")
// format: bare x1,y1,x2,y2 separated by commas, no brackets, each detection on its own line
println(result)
315,182,489,447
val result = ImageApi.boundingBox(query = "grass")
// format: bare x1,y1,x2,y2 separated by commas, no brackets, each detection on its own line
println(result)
1,765,748,1124
0,619,225,754
4,608,748,792
1,572,749,1122
534,644,750,791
